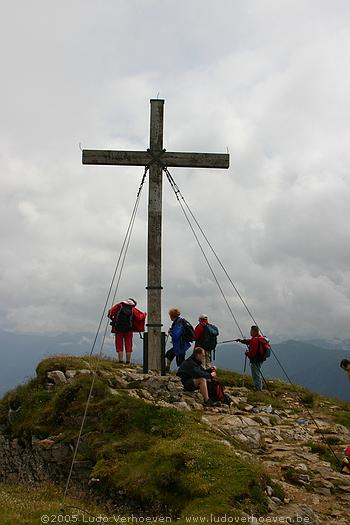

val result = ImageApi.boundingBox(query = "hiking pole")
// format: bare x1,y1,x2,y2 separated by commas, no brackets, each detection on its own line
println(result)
242,354,247,387
218,338,241,344
259,368,272,393
217,338,248,386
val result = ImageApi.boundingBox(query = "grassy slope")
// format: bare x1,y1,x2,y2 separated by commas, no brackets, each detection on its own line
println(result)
0,482,108,525
0,355,350,522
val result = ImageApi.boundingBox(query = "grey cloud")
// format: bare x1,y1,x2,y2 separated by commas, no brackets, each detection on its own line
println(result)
1,1,350,340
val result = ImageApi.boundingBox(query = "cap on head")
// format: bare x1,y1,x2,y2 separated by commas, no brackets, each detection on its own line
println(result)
199,314,208,321
124,298,137,306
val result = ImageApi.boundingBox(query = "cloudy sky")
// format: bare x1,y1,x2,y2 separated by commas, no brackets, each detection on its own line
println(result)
1,0,350,341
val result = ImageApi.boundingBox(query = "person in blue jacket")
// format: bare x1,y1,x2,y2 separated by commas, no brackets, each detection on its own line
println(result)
165,308,191,371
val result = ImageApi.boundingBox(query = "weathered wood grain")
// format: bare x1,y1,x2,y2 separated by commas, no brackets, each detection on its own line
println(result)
82,150,229,169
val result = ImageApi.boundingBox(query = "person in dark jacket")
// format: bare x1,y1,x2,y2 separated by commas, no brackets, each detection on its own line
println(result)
236,325,267,391
165,308,191,371
177,347,217,406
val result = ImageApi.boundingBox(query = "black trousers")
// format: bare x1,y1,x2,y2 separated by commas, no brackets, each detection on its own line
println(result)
165,348,185,366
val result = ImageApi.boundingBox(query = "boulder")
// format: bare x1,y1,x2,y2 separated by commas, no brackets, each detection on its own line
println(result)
266,485,273,497
47,370,67,385
33,439,55,449
314,487,332,497
65,370,77,380
275,504,320,524
254,415,271,426
8,406,21,424
172,401,191,412
78,369,92,376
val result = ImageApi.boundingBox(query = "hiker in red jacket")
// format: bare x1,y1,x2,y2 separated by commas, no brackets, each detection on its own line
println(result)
108,298,146,364
236,326,270,391
194,314,219,368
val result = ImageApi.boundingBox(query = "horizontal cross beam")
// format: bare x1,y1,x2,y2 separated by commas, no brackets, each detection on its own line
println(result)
82,149,229,169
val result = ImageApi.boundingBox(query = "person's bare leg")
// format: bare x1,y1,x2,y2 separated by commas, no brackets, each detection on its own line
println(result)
117,352,124,363
126,352,132,364
193,378,209,401
205,351,212,369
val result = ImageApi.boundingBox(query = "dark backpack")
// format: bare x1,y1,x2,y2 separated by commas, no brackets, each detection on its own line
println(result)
257,337,271,361
112,304,133,332
201,323,219,352
181,318,195,343
207,381,231,405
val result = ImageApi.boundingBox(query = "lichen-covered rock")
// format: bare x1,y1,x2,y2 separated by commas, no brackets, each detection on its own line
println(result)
47,370,67,385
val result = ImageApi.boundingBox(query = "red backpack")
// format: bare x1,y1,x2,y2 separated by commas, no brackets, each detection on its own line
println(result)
207,381,231,405
132,308,147,332
257,336,271,361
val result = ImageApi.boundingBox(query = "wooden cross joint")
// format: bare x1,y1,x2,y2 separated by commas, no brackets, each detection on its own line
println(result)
146,148,167,169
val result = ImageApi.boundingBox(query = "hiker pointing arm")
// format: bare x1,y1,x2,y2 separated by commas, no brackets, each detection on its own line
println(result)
236,337,259,360
235,326,270,392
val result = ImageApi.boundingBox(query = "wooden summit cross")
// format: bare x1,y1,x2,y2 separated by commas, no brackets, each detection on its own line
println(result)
82,99,229,371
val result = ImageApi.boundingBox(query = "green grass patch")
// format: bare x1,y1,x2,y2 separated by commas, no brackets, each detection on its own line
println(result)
307,442,340,469
268,480,285,501
246,391,285,410
0,482,107,525
335,410,350,430
35,354,123,384
217,368,254,389
299,392,316,408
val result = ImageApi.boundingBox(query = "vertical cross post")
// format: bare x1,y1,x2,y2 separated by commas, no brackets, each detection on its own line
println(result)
147,99,164,371
82,99,229,373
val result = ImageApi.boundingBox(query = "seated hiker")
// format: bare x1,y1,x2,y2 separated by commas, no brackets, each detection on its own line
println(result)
235,326,271,392
177,347,218,406
108,298,146,364
194,314,219,368
340,359,350,381
165,308,193,371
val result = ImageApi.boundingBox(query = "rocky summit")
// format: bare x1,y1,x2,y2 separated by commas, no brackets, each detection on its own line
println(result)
0,355,350,524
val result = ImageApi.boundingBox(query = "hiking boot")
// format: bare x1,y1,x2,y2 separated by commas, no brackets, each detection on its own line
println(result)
203,399,220,407
225,394,233,406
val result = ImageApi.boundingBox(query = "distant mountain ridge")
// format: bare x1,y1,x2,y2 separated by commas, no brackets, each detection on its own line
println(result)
0,330,349,400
